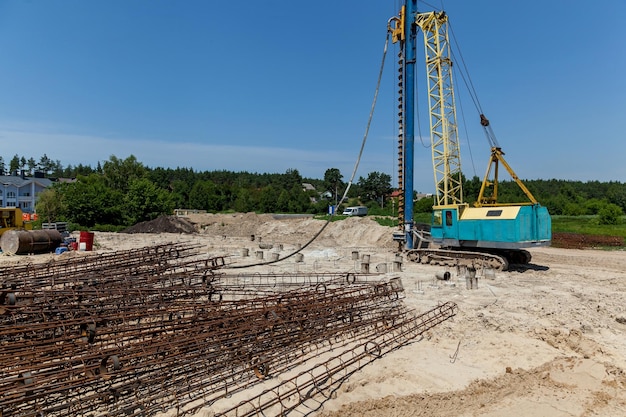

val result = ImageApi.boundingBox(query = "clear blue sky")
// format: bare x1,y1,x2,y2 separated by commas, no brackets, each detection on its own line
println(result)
0,0,624,193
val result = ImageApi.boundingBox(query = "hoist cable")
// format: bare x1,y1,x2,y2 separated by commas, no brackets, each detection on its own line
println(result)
415,45,430,150
448,24,483,115
344,33,390,202
455,84,478,178
448,22,500,149
225,32,391,269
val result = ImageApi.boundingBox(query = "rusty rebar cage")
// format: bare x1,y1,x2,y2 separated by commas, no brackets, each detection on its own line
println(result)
0,243,456,417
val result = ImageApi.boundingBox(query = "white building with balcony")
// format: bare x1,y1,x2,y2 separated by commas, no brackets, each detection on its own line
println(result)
0,174,53,214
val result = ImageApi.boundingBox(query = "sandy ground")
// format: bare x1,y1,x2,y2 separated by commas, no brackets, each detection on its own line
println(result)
3,213,626,416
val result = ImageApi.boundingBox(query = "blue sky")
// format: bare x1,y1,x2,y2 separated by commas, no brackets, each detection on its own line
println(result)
0,1,624,193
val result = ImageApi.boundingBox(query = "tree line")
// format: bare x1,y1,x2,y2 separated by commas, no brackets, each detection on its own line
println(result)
0,154,97,178
32,155,394,228
8,153,623,228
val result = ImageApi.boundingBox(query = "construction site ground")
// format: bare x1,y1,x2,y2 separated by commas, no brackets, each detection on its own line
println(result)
3,212,626,417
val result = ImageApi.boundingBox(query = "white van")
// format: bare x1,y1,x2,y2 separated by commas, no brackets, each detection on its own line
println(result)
342,206,368,216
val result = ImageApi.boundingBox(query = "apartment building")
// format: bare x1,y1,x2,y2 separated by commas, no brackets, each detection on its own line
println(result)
0,172,53,213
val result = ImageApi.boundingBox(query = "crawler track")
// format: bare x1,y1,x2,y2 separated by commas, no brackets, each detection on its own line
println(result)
406,248,510,270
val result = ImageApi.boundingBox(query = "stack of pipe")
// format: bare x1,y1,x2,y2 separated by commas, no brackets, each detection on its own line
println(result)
0,229,63,255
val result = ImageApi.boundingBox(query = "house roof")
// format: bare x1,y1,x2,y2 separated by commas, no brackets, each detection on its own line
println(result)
0,175,53,188
57,178,77,183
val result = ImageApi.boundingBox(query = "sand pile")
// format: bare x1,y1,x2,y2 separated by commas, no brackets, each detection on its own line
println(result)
122,215,198,234
186,212,397,249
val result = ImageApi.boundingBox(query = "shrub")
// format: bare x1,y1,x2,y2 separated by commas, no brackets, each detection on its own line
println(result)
598,204,623,225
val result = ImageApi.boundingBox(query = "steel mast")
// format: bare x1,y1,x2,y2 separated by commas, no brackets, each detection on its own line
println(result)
415,11,463,208
390,0,418,249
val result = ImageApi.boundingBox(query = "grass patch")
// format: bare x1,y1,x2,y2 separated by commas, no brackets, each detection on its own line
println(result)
373,217,397,227
551,216,626,239
414,212,432,224
314,214,348,222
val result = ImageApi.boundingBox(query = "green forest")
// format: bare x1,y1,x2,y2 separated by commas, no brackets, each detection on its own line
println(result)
3,154,624,230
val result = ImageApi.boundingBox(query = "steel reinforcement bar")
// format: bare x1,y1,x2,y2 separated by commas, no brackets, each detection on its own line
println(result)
0,243,455,417
213,301,458,416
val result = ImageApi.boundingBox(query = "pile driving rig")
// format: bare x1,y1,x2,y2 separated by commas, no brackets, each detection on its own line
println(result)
389,2,551,270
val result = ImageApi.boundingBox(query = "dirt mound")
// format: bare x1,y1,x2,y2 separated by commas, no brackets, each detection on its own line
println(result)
122,215,198,234
318,357,626,417
552,232,624,249
188,212,279,238
189,213,396,248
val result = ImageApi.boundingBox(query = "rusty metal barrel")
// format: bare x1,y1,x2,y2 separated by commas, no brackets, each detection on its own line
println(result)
1,229,63,255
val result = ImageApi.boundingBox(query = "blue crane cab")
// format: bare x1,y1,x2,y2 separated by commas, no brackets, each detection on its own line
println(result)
431,204,551,250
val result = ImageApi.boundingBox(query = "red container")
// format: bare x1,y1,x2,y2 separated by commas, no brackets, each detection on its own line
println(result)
79,231,95,251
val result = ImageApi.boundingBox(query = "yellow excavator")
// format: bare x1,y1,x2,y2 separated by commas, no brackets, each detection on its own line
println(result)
0,208,34,236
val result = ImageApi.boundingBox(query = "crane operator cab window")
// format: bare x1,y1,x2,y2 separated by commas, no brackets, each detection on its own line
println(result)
433,210,442,226
433,209,455,227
